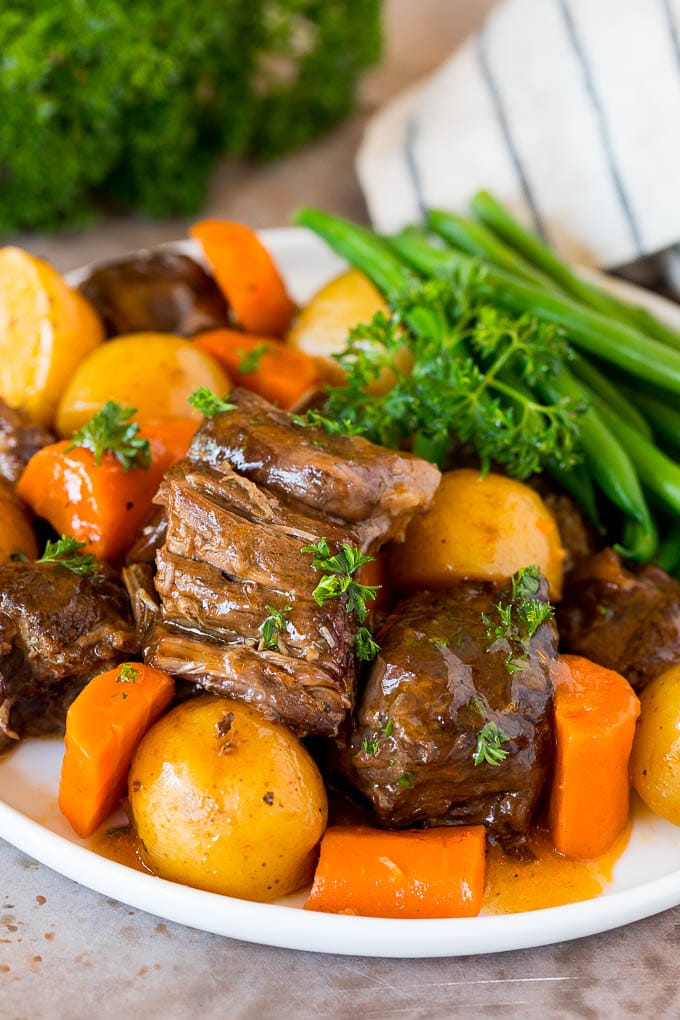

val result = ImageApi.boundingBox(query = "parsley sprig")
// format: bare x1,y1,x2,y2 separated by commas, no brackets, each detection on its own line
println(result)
355,625,380,662
259,604,292,652
321,272,583,477
292,409,366,437
66,400,151,471
301,538,379,623
474,721,510,767
188,387,236,417
238,343,269,375
482,565,554,674
37,536,99,575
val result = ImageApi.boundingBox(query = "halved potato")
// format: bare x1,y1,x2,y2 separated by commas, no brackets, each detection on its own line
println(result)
0,247,105,426
56,332,231,436
0,482,38,563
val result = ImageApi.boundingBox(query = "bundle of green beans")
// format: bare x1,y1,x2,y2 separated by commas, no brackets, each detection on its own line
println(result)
295,194,680,575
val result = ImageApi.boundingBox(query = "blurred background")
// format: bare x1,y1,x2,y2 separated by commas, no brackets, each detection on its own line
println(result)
5,0,496,271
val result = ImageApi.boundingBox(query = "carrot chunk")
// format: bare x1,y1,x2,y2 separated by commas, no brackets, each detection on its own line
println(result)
190,220,296,336
59,663,175,838
549,655,640,861
304,825,486,919
194,328,319,410
16,418,195,562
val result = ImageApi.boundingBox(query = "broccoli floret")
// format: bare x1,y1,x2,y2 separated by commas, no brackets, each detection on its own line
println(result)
0,0,381,231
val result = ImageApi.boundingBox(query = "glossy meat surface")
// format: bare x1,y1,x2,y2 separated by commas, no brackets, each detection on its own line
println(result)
341,581,557,847
79,252,230,338
0,562,138,749
559,549,680,690
0,399,54,485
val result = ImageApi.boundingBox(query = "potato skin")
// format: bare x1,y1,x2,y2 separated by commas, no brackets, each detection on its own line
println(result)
56,333,231,436
128,696,328,901
0,247,104,426
631,664,680,825
286,269,412,394
0,481,38,564
389,468,565,599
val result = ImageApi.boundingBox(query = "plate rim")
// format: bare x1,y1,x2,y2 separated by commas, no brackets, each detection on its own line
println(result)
3,226,680,958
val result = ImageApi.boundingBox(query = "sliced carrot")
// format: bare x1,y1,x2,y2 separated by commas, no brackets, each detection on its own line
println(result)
194,328,319,409
59,663,175,838
190,220,296,337
549,655,640,861
304,825,486,919
16,418,195,562
357,552,390,622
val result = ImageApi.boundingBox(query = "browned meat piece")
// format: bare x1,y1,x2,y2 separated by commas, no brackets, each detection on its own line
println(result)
137,391,441,736
558,548,680,690
189,389,440,537
125,507,168,565
339,580,557,848
0,561,138,750
541,492,601,576
79,252,230,337
0,399,54,485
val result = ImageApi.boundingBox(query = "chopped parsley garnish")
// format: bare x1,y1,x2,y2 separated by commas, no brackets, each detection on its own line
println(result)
362,737,380,756
482,565,554,674
116,664,141,684
381,718,394,738
259,604,292,652
188,387,236,417
237,343,269,375
354,625,380,662
37,536,98,576
474,721,510,767
361,716,394,757
66,400,151,471
397,770,416,789
292,409,366,437
301,538,379,623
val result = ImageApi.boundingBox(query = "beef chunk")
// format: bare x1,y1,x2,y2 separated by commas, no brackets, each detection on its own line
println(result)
340,580,557,847
0,561,138,750
559,548,680,690
137,390,441,736
0,399,54,485
79,252,230,337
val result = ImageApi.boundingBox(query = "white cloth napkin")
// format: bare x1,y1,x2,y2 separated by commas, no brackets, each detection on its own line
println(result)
358,0,680,278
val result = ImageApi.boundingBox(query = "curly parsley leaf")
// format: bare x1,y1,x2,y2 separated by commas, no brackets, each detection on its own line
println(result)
188,387,236,417
66,400,151,471
292,409,366,437
483,565,554,673
301,539,379,624
355,625,380,662
116,664,141,683
259,604,293,652
37,536,99,575
237,343,269,375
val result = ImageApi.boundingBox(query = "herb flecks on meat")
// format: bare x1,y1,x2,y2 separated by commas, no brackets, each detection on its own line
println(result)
259,604,293,652
67,400,151,471
37,536,99,576
474,721,510,767
301,538,379,623
482,565,554,674
188,387,236,418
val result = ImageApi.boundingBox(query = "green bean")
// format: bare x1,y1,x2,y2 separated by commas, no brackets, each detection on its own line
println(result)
618,385,680,455
544,459,602,529
389,232,680,396
655,524,680,573
570,355,653,439
470,190,680,352
619,516,659,563
427,210,557,291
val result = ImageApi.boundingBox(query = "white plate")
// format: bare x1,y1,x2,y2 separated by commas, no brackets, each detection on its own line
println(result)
2,228,680,958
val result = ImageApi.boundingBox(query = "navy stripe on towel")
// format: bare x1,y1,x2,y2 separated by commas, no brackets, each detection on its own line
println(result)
476,26,546,239
661,0,680,69
558,0,643,254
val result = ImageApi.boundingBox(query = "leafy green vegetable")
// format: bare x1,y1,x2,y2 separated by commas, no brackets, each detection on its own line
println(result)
397,770,416,789
483,565,554,674
323,274,583,478
259,604,292,652
292,409,365,437
301,538,379,622
0,1,381,231
474,722,510,767
116,664,141,684
188,387,236,417
354,625,380,662
37,536,99,575
237,344,269,376
67,401,151,471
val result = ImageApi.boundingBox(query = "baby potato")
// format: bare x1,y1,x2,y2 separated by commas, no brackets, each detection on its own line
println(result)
286,269,412,394
128,696,328,901
55,333,231,436
0,482,38,563
389,468,565,598
631,664,680,825
0,247,104,426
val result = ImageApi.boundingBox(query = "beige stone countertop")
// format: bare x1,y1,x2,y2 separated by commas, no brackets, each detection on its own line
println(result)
3,2,680,1017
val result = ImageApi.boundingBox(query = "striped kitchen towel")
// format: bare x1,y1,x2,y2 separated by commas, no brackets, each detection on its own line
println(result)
358,0,680,278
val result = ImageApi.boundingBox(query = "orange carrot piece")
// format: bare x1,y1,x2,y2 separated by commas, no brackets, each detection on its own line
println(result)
549,655,640,861
357,553,389,622
59,663,175,838
304,825,486,919
16,418,195,562
194,328,319,409
190,220,296,337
